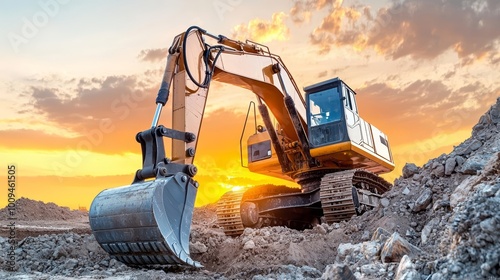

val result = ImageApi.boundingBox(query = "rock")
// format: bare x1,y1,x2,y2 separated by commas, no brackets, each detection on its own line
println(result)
53,246,68,259
433,200,450,211
450,177,480,208
481,184,499,197
402,163,419,179
412,173,422,182
380,198,390,207
337,243,361,260
445,157,457,175
361,230,371,241
243,240,255,250
360,263,382,275
85,241,100,253
431,163,445,177
321,263,357,280
479,217,498,234
455,139,482,156
372,227,391,243
313,224,327,235
394,255,421,280
412,189,433,212
402,187,410,195
431,272,445,280
361,241,381,260
190,241,208,254
459,153,489,174
64,258,78,270
380,232,422,263
421,218,439,245
455,155,466,166
99,259,109,267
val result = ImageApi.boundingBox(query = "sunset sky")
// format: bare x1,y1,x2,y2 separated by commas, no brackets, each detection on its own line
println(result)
1,0,498,209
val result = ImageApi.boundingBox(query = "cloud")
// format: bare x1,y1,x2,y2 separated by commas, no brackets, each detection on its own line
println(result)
137,48,168,62
14,75,160,154
302,0,371,54
301,0,500,63
304,0,500,64
29,76,153,126
356,79,499,145
232,12,290,43
290,0,335,23
366,0,500,61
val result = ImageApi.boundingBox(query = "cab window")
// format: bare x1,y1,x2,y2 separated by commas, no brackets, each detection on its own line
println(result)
309,86,342,127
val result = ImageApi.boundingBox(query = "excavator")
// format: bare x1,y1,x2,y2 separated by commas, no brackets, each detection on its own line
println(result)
89,26,394,268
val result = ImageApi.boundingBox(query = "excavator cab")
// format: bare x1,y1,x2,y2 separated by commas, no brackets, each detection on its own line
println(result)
247,77,394,179
306,78,349,148
306,78,394,174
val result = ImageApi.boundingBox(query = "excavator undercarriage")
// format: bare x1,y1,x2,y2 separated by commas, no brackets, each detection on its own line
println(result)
216,169,391,236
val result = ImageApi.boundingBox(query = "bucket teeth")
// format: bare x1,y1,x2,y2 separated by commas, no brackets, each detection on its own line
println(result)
89,173,201,268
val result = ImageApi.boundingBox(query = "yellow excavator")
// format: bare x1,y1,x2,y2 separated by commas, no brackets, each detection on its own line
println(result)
89,26,394,268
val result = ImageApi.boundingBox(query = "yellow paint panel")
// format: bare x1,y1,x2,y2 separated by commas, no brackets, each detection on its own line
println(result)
310,141,352,157
310,141,394,173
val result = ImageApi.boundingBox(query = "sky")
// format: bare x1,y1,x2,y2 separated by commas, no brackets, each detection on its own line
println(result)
0,0,498,210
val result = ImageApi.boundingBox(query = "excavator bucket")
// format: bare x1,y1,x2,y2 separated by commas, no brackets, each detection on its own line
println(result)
89,173,201,268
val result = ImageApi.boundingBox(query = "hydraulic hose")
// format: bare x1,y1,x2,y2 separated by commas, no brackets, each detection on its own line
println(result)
182,26,224,89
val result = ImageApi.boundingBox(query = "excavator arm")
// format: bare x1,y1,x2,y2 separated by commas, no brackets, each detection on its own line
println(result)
162,26,316,174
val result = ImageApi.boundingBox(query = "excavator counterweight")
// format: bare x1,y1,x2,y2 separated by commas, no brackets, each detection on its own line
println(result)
89,26,395,268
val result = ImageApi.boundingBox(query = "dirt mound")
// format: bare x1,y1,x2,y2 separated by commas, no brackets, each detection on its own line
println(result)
1,98,498,279
0,198,87,221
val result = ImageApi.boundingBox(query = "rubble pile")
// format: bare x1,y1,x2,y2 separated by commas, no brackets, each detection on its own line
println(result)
0,98,498,279
0,198,87,221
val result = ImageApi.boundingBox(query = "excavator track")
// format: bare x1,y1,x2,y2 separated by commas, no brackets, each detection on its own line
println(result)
216,172,391,235
320,169,391,224
216,190,246,236
216,185,306,235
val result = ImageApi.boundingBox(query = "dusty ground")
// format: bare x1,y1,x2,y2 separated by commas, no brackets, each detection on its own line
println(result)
1,98,499,279
0,198,90,240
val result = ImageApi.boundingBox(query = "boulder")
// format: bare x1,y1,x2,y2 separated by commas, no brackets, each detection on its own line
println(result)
450,177,481,208
445,157,457,175
455,139,482,156
459,153,489,174
394,255,421,280
412,189,433,212
380,198,390,207
190,241,208,254
361,241,381,260
371,227,391,243
431,163,445,177
421,217,439,245
243,240,255,250
402,187,410,195
321,263,357,280
402,163,419,179
337,243,361,261
380,232,422,263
